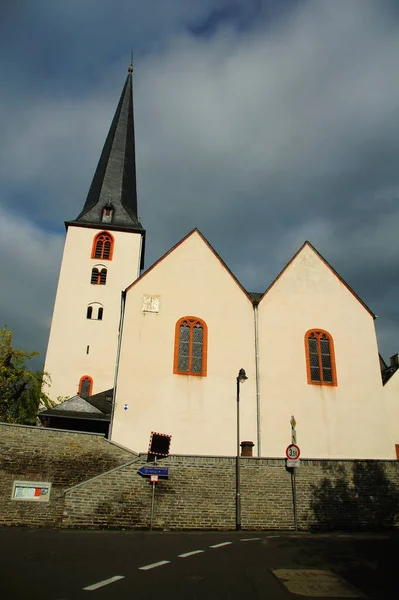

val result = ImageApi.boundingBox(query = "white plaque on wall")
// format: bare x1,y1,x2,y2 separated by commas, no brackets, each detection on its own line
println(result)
12,481,52,502
142,295,160,313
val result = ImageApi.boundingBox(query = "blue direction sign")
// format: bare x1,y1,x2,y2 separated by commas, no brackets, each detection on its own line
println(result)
138,466,169,478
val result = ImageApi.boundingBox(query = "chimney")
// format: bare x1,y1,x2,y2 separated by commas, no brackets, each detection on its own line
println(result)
240,441,255,457
390,354,399,368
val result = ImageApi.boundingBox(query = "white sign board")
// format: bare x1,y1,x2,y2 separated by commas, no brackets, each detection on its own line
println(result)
12,481,51,502
150,475,159,483
286,459,300,468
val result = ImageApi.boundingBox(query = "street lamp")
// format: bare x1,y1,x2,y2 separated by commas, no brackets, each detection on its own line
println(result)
236,368,248,530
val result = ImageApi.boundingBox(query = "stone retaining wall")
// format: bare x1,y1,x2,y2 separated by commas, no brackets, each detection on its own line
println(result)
2,424,399,530
0,423,136,527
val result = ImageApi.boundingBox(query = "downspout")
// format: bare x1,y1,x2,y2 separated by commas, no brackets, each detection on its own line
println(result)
108,289,126,439
254,302,261,457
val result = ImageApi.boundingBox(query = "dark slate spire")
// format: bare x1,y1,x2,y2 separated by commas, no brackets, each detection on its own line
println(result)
68,65,144,233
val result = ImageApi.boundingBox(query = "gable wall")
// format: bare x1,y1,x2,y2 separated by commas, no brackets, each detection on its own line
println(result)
111,232,257,456
257,245,390,458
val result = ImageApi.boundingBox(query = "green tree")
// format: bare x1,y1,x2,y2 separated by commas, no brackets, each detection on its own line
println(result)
0,328,54,425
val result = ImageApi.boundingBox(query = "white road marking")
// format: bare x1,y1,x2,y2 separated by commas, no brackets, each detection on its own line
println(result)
209,542,233,548
83,575,125,591
240,537,261,542
139,560,170,570
178,550,205,558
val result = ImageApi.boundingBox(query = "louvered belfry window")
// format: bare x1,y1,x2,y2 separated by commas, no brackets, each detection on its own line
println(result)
174,317,207,376
99,268,107,284
91,232,114,260
306,330,337,386
90,267,107,285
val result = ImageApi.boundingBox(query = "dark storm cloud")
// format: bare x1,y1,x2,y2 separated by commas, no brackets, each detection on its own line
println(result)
0,0,398,365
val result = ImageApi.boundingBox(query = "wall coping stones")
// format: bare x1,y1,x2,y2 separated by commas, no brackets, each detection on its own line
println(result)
102,437,139,456
0,422,105,438
63,457,142,495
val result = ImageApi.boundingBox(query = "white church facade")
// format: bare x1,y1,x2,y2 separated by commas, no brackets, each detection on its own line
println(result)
41,66,399,460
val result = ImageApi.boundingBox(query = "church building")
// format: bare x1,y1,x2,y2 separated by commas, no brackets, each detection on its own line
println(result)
41,65,399,460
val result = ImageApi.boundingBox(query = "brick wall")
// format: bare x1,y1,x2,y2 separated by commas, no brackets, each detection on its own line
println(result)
2,424,399,531
63,455,399,531
0,423,137,527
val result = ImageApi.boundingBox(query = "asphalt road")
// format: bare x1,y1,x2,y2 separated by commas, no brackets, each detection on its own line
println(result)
0,528,397,599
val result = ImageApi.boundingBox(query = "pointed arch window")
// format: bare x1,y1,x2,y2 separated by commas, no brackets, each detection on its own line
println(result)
305,329,337,386
90,267,107,285
91,231,114,261
78,375,93,399
174,317,207,376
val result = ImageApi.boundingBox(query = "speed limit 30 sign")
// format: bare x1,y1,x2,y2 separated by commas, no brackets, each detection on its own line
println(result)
286,444,300,460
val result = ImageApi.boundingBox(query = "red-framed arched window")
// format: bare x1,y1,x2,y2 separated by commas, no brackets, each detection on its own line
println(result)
78,375,93,398
173,317,208,376
91,231,114,260
305,329,337,386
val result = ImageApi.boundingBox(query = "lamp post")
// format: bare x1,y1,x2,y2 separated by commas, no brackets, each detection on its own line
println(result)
236,368,248,530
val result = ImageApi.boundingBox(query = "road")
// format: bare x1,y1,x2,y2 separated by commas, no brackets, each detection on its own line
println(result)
0,528,397,599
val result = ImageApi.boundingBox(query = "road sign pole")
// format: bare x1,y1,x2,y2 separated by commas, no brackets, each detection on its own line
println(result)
150,480,156,531
290,416,298,532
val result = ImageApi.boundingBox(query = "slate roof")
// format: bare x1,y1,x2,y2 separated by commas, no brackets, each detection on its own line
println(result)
380,361,399,385
86,388,113,416
67,68,144,235
38,389,114,422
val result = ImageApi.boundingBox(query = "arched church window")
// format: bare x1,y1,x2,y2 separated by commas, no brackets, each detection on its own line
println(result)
90,267,107,285
86,306,93,319
91,231,114,260
98,307,103,320
78,375,93,398
173,317,208,376
305,329,337,386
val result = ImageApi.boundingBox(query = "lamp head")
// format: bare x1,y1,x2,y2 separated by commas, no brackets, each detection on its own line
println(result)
237,368,248,383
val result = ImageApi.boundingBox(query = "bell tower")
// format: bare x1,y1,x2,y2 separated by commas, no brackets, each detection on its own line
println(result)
44,64,145,402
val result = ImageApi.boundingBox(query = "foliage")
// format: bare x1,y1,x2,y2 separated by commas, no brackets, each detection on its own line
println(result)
0,328,54,425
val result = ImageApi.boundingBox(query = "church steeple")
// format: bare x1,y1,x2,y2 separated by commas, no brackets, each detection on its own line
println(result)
68,65,144,233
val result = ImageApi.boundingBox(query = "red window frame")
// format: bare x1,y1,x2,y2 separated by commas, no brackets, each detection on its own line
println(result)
305,329,337,386
91,231,114,260
78,375,93,398
173,316,208,377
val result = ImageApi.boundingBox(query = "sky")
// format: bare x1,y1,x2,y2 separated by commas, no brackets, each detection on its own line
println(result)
0,0,398,370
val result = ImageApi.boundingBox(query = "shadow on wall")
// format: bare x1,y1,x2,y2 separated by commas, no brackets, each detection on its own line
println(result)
310,462,399,530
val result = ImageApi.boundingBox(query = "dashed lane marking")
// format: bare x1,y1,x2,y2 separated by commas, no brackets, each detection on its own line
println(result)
240,538,261,542
178,550,205,558
139,560,171,570
209,542,233,548
83,575,125,591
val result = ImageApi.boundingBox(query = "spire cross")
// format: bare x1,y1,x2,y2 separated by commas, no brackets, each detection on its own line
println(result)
128,50,134,73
